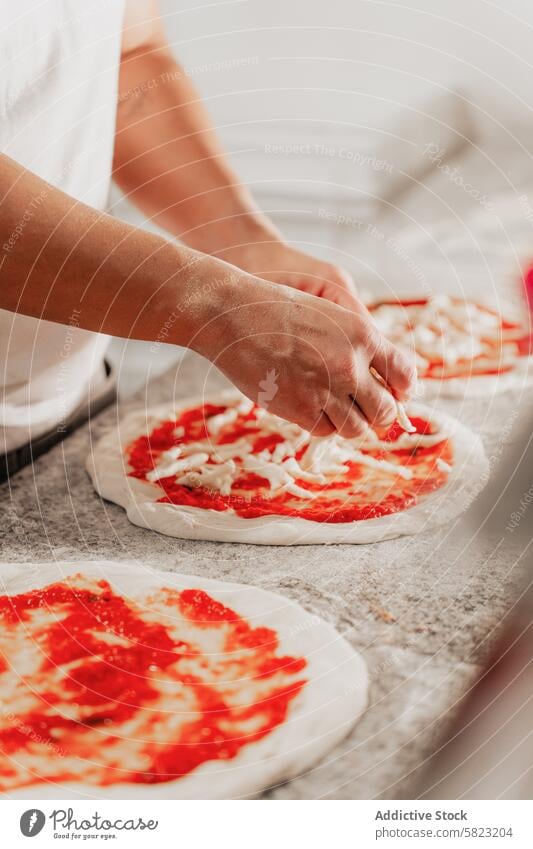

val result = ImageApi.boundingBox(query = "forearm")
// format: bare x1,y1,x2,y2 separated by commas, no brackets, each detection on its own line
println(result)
0,154,234,349
113,42,279,257
0,157,415,434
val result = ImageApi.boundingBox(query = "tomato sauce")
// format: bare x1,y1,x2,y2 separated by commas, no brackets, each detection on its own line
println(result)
0,576,306,789
126,403,452,523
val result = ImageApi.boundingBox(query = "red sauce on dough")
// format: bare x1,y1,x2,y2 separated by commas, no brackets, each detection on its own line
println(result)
126,404,452,523
369,297,531,380
0,576,306,789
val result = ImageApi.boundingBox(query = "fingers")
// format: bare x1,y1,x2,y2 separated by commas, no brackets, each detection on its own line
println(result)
369,334,416,401
322,394,370,439
274,401,337,438
323,267,372,317
332,286,367,315
310,410,338,438
353,370,397,427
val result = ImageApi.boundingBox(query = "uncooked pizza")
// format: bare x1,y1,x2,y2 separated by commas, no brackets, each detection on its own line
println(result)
368,294,532,397
87,389,488,545
0,561,367,799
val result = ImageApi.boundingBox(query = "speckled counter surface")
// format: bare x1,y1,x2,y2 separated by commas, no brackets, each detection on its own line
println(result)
1,349,531,800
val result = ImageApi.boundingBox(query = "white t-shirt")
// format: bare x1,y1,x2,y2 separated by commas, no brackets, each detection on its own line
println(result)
0,0,125,452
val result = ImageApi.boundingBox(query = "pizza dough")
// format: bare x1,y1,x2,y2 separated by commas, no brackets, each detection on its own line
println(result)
86,389,489,545
368,294,533,398
0,560,368,799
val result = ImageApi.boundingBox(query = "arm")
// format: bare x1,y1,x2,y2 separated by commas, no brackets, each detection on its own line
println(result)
114,0,359,308
0,153,413,436
0,153,222,349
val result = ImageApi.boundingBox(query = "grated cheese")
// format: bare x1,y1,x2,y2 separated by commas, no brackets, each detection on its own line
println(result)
395,402,417,434
177,460,237,496
370,296,513,367
369,366,416,433
146,452,210,482
144,393,449,499
207,407,239,435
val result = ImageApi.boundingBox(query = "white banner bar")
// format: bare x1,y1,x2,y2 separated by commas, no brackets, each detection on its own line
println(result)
2,799,531,848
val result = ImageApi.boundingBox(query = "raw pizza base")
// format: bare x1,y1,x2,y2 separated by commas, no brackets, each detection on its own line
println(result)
0,560,368,800
86,390,489,545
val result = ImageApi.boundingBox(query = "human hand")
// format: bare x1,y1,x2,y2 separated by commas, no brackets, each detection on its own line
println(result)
221,236,363,314
194,271,415,438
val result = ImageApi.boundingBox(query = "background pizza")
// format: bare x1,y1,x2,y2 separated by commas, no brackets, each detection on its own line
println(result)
368,294,532,397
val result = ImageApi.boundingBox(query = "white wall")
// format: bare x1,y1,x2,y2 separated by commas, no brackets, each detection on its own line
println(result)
154,0,533,245
159,0,533,146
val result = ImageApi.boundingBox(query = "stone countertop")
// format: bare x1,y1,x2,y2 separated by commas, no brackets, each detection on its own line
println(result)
1,349,531,800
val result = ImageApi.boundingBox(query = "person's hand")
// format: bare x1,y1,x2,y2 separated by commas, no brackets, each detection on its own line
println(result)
221,236,362,313
193,270,415,438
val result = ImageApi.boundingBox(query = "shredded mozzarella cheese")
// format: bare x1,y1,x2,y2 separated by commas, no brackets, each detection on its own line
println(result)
369,366,416,434
144,392,449,500
350,450,413,480
207,407,239,435
212,438,253,462
177,460,237,496
370,296,513,367
395,402,417,434
146,452,209,482
281,457,326,484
